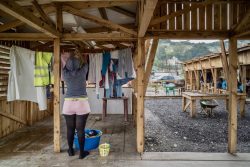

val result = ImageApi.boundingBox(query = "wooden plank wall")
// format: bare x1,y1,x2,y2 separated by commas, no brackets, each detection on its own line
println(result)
154,1,249,31
0,44,53,139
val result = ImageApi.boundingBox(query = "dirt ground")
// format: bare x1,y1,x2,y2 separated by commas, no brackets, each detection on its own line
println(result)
144,98,250,152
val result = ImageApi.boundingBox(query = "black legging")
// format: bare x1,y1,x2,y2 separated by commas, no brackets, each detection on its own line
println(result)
64,114,89,154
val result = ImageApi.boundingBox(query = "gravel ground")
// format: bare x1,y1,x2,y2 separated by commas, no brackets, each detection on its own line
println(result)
145,98,250,152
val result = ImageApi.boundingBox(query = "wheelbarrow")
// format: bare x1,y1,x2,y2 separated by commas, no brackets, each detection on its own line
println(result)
200,99,219,117
165,83,176,95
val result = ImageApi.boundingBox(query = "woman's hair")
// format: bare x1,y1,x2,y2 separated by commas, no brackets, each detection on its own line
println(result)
73,47,86,67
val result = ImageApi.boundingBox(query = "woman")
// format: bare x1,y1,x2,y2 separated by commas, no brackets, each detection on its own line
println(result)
62,49,90,159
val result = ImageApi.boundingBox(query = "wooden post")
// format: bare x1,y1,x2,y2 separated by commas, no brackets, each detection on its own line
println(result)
204,69,207,93
228,37,238,154
53,38,61,153
190,99,196,118
53,4,62,153
212,68,217,93
241,66,246,93
194,70,199,90
136,38,145,153
190,71,193,90
184,71,188,90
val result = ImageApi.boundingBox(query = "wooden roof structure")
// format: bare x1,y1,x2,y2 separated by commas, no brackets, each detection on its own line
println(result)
183,44,250,71
0,0,250,154
0,0,250,43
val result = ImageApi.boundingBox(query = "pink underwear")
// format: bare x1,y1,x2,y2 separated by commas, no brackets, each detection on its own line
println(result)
62,99,91,115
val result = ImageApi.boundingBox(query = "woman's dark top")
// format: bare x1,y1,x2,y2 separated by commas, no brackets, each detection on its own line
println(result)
63,56,88,98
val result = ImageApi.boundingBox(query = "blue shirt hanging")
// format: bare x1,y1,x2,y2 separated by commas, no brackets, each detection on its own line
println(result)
101,52,111,76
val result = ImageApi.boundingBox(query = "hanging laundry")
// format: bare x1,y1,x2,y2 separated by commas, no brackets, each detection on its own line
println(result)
118,48,136,79
88,53,103,98
101,52,111,76
34,52,53,86
7,46,47,110
110,50,119,59
101,52,111,98
88,53,96,83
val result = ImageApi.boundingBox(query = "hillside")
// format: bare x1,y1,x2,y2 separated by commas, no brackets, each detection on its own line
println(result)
153,40,250,71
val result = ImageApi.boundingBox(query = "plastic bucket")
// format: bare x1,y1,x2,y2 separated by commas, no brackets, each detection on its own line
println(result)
99,143,110,157
74,129,102,151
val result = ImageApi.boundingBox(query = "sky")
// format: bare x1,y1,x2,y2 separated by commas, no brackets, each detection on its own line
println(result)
171,40,219,43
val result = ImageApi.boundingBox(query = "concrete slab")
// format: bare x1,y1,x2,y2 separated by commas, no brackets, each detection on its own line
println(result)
142,152,250,161
1,114,250,167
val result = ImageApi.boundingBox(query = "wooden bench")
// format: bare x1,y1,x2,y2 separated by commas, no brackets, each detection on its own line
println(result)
182,92,246,118
102,97,129,122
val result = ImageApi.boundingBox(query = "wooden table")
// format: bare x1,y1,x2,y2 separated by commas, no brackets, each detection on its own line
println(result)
182,92,246,118
102,97,129,121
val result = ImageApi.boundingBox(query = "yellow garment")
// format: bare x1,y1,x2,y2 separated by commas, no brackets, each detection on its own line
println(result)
34,52,53,86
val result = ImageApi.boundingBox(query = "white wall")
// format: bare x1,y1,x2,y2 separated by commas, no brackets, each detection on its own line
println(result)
60,87,132,114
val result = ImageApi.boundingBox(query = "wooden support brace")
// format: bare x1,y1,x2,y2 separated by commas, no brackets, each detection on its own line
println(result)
0,111,26,125
220,40,229,84
143,38,159,95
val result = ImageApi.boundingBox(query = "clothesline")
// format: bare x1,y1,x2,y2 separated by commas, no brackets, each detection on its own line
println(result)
7,45,136,111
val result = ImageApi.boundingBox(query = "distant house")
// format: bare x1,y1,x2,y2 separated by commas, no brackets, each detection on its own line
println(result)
167,56,182,66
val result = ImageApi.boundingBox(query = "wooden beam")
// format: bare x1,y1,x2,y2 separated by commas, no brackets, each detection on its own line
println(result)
31,41,53,50
228,37,238,154
138,0,158,37
98,7,108,20
0,32,136,41
0,111,27,125
143,38,159,95
232,8,250,32
0,0,59,38
15,0,138,6
62,33,136,41
0,5,56,33
84,23,136,33
0,33,52,41
32,0,55,27
56,4,63,32
146,31,229,39
220,40,229,84
108,6,136,18
233,8,250,37
0,20,24,32
63,5,137,36
53,38,61,153
52,0,138,1
234,26,250,38
60,1,137,9
136,37,145,153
